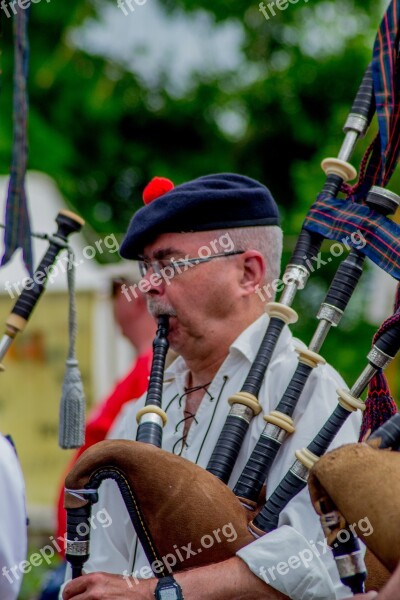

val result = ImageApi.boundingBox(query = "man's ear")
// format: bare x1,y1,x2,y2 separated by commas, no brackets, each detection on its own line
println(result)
239,251,265,295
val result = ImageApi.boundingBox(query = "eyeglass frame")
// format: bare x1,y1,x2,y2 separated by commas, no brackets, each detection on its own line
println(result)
138,250,245,278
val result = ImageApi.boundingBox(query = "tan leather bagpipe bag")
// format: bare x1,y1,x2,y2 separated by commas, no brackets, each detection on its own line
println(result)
65,440,254,571
308,442,400,588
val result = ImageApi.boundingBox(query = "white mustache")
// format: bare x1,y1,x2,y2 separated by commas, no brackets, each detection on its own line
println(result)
147,300,177,318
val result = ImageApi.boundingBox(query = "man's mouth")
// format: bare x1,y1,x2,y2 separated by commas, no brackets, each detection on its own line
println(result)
147,300,177,319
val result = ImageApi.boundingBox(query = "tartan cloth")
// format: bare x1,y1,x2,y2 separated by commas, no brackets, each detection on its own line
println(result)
304,0,400,279
347,0,400,202
304,193,400,280
1,7,33,276
371,0,400,184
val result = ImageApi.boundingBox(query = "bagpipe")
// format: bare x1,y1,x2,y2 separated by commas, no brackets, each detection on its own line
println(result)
0,210,84,364
64,0,400,596
0,210,87,448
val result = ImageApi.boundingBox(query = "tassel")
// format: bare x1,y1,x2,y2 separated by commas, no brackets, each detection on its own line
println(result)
359,282,400,441
359,371,397,441
59,248,85,449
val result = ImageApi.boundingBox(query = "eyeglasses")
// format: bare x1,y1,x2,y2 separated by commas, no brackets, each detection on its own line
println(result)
138,251,244,278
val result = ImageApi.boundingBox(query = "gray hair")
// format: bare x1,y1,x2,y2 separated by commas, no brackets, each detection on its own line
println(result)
225,226,282,287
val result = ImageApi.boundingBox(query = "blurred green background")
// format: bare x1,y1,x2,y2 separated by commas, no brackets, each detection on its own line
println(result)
0,0,399,596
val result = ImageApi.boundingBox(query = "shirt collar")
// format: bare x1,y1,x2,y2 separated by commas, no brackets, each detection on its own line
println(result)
229,313,292,364
164,313,293,381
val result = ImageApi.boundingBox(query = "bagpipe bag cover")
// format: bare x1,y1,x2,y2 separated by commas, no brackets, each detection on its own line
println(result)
308,442,400,573
65,439,254,571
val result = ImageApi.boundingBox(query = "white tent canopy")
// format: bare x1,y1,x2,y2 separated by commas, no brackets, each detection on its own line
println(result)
0,171,105,293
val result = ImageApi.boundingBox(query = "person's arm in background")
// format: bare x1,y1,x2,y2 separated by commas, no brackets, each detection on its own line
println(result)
0,435,27,600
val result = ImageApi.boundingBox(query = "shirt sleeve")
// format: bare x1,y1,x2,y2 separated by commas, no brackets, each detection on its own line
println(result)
237,525,337,600
0,436,27,600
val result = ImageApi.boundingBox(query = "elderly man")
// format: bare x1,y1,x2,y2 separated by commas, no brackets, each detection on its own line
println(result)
63,173,361,600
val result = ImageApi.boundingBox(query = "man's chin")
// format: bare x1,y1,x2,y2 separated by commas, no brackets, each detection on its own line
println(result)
166,319,183,351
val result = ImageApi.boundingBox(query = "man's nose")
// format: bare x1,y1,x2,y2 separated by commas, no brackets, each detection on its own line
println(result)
141,270,167,296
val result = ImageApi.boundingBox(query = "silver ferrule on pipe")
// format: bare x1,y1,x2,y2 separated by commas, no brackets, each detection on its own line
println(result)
0,334,14,363
338,130,360,162
308,320,332,354
309,304,344,352
138,412,164,428
280,265,310,306
343,113,369,137
350,364,378,399
367,346,393,370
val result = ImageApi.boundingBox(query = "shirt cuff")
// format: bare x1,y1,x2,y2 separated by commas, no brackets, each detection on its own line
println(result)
236,525,336,600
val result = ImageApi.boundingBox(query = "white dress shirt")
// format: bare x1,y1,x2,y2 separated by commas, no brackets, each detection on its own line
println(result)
0,434,27,600
65,314,362,599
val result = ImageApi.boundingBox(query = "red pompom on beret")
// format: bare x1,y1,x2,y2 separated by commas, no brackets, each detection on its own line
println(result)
143,177,175,205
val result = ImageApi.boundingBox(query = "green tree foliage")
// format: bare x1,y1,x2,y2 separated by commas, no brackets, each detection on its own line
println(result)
0,0,397,387
0,0,391,233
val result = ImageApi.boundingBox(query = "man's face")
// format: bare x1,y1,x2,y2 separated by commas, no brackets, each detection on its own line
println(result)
140,231,245,357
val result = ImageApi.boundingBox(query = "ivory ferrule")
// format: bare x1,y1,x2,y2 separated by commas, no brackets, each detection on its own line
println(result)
247,521,264,539
136,405,168,426
321,158,357,182
59,209,85,227
337,389,365,413
265,302,298,325
294,448,319,472
264,411,295,434
6,314,27,333
228,391,262,416
295,347,326,369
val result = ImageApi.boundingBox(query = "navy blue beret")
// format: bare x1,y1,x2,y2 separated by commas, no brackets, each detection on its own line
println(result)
120,173,280,259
